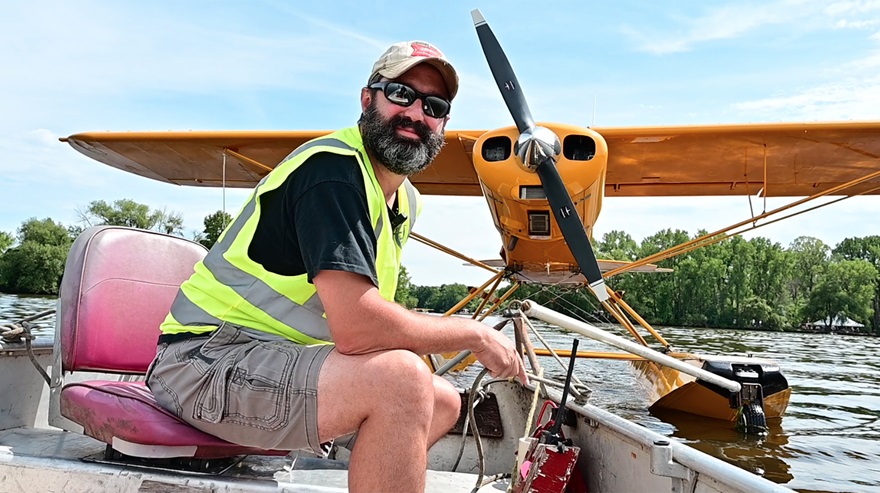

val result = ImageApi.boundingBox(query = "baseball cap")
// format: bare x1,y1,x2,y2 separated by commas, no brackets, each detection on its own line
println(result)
368,41,459,100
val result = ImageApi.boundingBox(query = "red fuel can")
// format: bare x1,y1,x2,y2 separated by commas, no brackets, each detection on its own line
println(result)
512,440,581,493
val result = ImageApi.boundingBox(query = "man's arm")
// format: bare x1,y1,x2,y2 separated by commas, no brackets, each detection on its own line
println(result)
314,269,527,383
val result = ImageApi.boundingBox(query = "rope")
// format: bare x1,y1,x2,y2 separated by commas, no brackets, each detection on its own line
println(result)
1,308,55,329
505,366,545,493
450,369,522,492
0,309,55,386
451,390,485,472
468,368,491,493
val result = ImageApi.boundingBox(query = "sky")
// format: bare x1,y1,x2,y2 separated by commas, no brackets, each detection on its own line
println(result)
3,0,880,287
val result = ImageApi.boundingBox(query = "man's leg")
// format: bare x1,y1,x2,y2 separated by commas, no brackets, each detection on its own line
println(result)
428,374,461,447
317,349,460,493
147,325,337,453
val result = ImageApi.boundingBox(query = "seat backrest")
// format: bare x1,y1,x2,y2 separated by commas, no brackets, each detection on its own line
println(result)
59,226,207,374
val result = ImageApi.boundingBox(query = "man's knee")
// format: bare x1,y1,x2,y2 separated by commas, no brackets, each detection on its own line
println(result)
373,350,434,388
368,350,436,411
433,377,461,430
318,350,435,442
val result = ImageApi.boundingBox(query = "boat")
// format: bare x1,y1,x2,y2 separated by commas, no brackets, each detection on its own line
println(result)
0,225,796,492
2,8,850,491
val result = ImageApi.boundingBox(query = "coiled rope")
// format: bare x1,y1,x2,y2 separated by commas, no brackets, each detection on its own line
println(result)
0,309,54,385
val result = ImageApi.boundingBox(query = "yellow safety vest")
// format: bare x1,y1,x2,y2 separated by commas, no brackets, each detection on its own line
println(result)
160,127,422,344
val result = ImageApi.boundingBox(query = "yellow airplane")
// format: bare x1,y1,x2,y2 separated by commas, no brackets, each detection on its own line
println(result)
60,11,880,432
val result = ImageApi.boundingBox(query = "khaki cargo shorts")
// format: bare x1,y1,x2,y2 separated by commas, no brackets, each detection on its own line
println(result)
146,322,335,453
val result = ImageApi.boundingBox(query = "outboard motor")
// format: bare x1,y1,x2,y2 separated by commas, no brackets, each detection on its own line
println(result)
700,357,789,435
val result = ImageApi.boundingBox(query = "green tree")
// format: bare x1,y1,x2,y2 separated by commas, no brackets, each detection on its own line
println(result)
802,259,877,330
78,199,184,236
199,210,233,249
411,284,437,309
713,236,751,327
596,230,638,261
0,231,12,254
425,283,471,313
833,236,880,334
19,217,73,246
68,225,84,238
788,236,829,304
0,218,73,294
676,254,725,327
739,295,785,330
632,229,690,325
0,243,69,294
155,208,185,236
749,237,790,304
395,265,418,309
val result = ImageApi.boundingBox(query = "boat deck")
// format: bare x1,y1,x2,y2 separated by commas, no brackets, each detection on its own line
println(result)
0,427,500,493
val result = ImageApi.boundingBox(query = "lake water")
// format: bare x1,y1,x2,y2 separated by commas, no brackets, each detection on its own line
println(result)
2,293,878,493
0,294,58,336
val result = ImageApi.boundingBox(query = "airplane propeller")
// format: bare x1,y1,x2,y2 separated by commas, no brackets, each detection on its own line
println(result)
471,9,610,302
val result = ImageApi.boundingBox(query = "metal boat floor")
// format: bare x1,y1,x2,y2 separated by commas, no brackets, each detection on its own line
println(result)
0,427,504,492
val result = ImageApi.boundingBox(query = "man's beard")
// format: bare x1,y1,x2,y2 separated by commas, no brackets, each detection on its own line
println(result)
359,100,446,176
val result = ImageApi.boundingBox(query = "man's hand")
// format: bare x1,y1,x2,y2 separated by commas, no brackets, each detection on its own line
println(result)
471,325,529,385
316,270,529,386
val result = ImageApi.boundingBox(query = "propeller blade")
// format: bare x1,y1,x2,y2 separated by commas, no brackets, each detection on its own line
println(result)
471,9,609,302
535,159,610,302
471,10,535,134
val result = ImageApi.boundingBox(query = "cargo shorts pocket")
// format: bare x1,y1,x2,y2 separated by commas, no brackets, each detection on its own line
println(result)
193,340,298,432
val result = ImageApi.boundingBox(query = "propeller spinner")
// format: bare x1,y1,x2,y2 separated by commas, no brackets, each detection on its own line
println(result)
471,9,610,302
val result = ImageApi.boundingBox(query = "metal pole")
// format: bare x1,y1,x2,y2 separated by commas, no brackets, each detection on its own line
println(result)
521,300,741,393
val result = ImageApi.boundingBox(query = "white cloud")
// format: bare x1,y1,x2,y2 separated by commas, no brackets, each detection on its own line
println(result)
835,18,879,28
825,0,880,17
627,0,864,54
732,44,880,119
0,2,386,131
0,130,98,188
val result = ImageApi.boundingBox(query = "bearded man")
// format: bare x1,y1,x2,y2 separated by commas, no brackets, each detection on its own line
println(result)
146,40,526,492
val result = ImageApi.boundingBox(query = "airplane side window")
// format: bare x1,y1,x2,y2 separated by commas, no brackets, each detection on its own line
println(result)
563,135,596,161
482,136,512,161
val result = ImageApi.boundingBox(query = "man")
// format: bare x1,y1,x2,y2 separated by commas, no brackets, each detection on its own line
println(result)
146,40,527,492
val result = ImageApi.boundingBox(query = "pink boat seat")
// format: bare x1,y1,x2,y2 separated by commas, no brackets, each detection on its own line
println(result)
60,381,290,458
58,226,288,459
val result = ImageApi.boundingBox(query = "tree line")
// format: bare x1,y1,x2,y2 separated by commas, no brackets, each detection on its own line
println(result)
0,199,230,295
397,229,880,335
520,230,878,335
1,200,878,334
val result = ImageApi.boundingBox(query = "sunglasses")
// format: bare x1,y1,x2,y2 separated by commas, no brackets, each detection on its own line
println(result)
369,81,451,118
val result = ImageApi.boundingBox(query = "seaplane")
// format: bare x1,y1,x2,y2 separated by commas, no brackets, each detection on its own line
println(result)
1,8,877,492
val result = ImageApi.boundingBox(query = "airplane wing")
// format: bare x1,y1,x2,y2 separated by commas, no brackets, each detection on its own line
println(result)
62,130,485,196
597,121,880,197
63,121,880,197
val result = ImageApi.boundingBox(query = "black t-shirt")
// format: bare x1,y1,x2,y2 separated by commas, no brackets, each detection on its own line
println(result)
248,152,379,286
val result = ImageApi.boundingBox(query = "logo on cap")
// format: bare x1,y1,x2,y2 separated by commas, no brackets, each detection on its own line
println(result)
410,42,442,58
